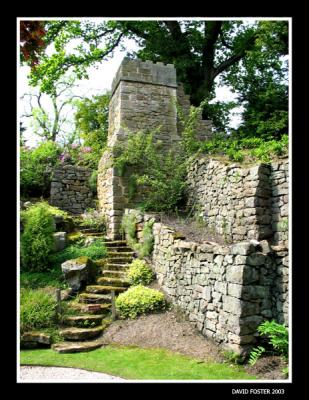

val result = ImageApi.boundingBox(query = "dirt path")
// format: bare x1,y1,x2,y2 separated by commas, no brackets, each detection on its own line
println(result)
103,310,224,363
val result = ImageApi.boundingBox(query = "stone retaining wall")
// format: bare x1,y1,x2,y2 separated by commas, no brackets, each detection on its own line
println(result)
187,157,289,246
50,164,94,214
124,208,289,353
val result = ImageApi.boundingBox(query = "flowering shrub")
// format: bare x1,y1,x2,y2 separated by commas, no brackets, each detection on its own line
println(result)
59,144,95,168
20,141,61,197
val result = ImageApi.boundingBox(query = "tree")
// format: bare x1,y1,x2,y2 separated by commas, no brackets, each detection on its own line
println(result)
22,19,288,135
73,93,110,168
226,21,288,139
21,74,82,143
25,21,259,103
20,21,47,67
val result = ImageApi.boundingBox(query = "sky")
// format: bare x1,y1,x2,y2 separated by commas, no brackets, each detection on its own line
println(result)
18,30,243,148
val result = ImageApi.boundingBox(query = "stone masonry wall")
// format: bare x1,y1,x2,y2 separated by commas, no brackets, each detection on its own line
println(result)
187,158,273,243
125,208,289,353
50,164,94,214
187,157,289,246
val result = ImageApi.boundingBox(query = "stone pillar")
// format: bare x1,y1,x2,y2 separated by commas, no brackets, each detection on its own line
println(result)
98,58,181,238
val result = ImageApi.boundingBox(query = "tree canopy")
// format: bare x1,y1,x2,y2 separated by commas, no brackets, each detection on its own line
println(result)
21,19,289,138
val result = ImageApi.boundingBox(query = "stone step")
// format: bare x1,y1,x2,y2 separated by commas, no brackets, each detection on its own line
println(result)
52,340,103,353
79,293,111,304
68,302,111,314
104,263,129,271
102,240,127,247
106,257,133,264
102,270,128,278
107,251,134,257
96,277,130,287
64,314,104,328
106,246,132,252
87,284,127,294
59,326,104,341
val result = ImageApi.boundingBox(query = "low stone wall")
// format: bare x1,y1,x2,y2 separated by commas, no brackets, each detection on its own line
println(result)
187,157,289,246
50,164,94,214
125,208,289,353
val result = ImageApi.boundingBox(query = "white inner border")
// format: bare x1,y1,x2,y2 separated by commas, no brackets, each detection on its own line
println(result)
16,16,292,384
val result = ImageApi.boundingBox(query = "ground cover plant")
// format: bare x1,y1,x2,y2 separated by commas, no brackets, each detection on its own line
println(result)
49,238,107,267
127,259,154,286
20,346,257,380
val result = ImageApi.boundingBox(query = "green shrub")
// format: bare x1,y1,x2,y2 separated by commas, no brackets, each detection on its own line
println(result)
50,239,107,266
21,202,55,272
116,285,166,319
20,141,61,198
127,260,154,286
249,320,288,365
88,170,98,194
20,288,57,333
113,130,187,212
80,208,106,232
121,212,137,245
134,220,155,258
257,320,288,357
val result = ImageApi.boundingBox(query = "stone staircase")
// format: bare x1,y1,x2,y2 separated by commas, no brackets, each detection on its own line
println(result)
52,238,134,353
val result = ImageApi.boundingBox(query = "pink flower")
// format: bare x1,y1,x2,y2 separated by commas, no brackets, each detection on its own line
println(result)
71,143,79,149
81,146,92,153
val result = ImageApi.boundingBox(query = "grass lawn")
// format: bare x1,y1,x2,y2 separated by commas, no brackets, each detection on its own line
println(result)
20,345,257,380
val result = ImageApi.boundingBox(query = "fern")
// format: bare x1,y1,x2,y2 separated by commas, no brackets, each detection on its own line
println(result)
249,346,265,366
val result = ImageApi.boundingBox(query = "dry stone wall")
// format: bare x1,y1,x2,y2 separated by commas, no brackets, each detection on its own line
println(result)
125,208,289,352
50,164,94,214
187,157,289,246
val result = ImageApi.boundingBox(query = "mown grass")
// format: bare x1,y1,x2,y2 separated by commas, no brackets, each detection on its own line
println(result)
20,345,257,380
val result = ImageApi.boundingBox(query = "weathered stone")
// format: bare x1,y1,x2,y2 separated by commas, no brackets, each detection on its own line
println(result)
61,257,97,291
231,242,253,255
20,332,51,349
53,232,67,251
246,253,266,266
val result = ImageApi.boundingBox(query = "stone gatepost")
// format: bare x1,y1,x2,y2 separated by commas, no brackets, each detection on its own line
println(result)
97,58,181,239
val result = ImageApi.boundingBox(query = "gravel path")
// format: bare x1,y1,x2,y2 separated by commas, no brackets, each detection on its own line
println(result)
19,366,126,382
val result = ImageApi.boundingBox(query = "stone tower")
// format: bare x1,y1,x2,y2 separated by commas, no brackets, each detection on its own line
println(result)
97,58,212,238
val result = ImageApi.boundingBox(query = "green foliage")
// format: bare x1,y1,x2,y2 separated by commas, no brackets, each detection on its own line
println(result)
74,93,110,169
21,202,56,272
282,367,289,378
257,320,288,358
114,130,187,212
120,213,137,246
248,346,266,366
249,320,288,366
88,170,98,194
127,259,154,286
20,268,67,290
79,208,106,232
20,141,61,197
49,239,107,266
116,285,166,319
138,221,154,258
223,351,245,365
121,214,154,258
199,134,288,163
20,288,57,333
